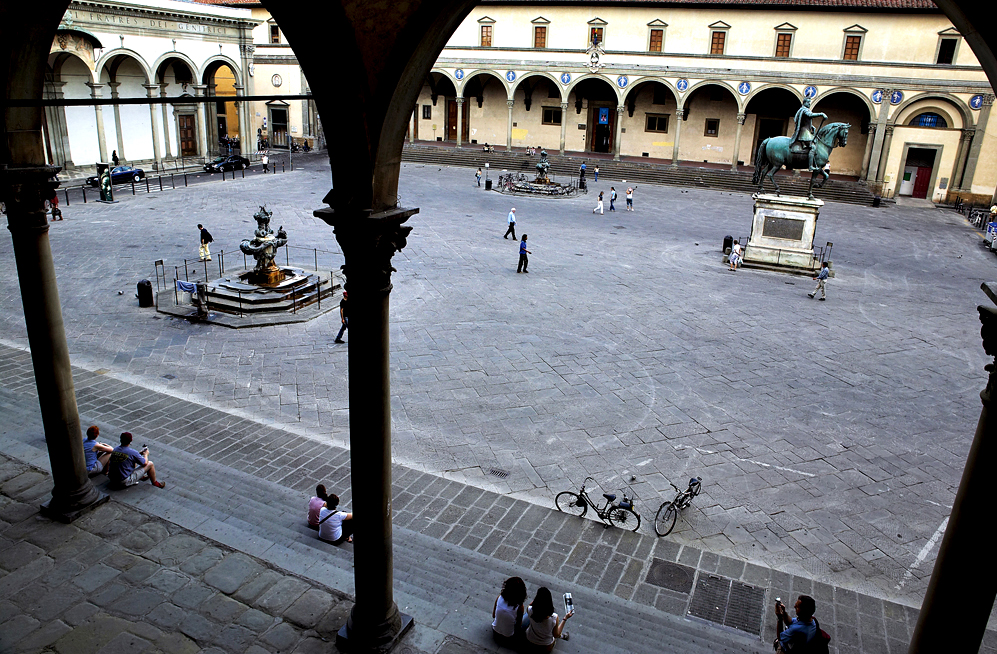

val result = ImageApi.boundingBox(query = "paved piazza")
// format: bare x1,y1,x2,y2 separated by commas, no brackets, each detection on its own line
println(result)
0,156,990,609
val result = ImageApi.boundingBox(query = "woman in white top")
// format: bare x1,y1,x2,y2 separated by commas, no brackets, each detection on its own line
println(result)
491,576,527,647
523,586,573,653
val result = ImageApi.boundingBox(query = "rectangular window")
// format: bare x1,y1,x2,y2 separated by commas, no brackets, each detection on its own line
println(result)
645,114,669,133
422,105,432,119
534,26,547,49
705,119,720,137
542,107,562,126
270,25,280,44
649,29,663,52
843,35,861,60
590,27,604,46
481,25,493,47
937,38,958,64
775,33,792,57
710,31,726,55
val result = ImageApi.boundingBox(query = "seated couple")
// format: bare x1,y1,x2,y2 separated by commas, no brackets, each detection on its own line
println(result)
492,578,572,653
84,426,165,489
307,484,353,545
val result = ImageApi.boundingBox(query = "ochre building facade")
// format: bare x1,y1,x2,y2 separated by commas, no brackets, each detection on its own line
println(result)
415,0,995,203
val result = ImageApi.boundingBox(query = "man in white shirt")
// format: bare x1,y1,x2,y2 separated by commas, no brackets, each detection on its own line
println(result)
317,493,354,544
504,208,517,240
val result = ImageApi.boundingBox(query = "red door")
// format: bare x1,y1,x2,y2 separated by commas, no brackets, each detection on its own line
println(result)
912,165,933,199
446,99,457,141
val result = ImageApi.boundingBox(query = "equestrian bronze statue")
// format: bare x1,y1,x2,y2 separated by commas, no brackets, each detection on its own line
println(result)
752,97,850,200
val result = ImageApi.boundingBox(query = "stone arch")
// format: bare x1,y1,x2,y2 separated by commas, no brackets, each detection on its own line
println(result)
200,55,244,89
512,71,564,103
153,53,198,87
94,48,153,86
812,86,876,119
458,69,508,101
623,78,678,107
742,83,803,110
201,56,244,153
48,50,96,85
564,73,623,106
679,79,738,110
891,92,971,129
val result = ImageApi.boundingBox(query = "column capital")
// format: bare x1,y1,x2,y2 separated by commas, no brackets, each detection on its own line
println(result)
884,125,895,136
506,99,515,108
192,84,208,97
455,97,465,105
0,165,61,234
313,206,418,293
85,82,104,98
560,101,568,109
867,123,877,135
676,109,685,119
143,84,161,98
159,82,170,95
240,43,256,57
983,94,996,107
962,127,977,141
737,112,746,125
617,104,625,112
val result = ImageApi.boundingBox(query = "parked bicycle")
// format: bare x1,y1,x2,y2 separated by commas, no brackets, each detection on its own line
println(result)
653,476,702,537
555,476,641,532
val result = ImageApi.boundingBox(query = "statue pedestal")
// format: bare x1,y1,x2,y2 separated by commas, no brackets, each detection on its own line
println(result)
245,267,286,286
742,194,822,271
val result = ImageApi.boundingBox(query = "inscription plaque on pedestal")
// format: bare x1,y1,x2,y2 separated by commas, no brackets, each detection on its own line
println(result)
742,194,823,270
762,216,806,241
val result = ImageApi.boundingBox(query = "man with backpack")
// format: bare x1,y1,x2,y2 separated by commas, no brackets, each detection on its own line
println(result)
774,595,830,653
198,223,213,261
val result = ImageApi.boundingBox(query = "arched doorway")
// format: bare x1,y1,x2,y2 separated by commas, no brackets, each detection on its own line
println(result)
203,60,241,154
744,86,799,163
622,80,678,160
98,52,153,163
511,73,562,150
568,77,617,153
812,90,872,178
156,57,198,159
419,73,461,142
890,95,968,200
459,71,506,146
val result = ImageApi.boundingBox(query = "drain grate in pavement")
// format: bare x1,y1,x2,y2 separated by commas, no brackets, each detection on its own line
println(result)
488,468,509,479
645,558,695,594
688,574,764,636
162,374,176,380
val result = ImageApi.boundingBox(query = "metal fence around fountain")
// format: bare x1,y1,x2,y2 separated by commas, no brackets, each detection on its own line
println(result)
161,244,343,316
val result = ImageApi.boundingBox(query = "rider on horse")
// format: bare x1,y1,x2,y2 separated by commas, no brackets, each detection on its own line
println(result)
789,97,827,172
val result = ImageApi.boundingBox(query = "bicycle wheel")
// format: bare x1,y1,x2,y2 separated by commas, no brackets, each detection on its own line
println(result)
555,492,587,518
608,506,641,532
654,502,678,537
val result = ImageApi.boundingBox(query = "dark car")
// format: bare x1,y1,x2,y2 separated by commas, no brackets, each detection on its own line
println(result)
204,155,250,173
86,165,146,187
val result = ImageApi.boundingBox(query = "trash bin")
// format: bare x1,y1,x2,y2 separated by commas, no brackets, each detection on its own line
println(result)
485,179,492,190
137,279,153,307
722,235,733,254
872,195,882,208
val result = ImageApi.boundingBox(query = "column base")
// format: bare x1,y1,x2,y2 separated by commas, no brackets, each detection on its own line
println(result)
40,490,109,524
336,612,413,653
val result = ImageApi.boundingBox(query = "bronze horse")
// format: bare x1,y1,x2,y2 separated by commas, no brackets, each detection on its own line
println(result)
752,122,850,199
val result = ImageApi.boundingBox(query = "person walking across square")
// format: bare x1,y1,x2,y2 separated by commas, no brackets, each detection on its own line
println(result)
609,186,617,211
809,262,829,300
198,223,213,261
517,234,531,273
262,152,270,173
593,191,604,215
626,186,636,211
505,208,517,239
594,165,599,182
476,168,482,187
335,291,349,342
728,239,742,271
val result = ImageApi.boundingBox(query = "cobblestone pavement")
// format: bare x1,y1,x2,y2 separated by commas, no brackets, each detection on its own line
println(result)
0,157,993,616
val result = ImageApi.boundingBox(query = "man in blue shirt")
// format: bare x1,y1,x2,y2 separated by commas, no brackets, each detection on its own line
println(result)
108,431,165,489
517,234,531,273
808,261,829,300
774,595,817,652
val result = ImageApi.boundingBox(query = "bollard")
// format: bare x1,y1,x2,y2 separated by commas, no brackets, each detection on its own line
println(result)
158,176,163,192
131,180,136,196
314,248,318,271
82,186,87,203
184,260,189,282
184,173,188,187
171,173,175,189
64,188,70,206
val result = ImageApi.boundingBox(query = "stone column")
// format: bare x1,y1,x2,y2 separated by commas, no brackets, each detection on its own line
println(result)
193,85,209,161
959,94,995,196
144,85,163,171
875,125,895,189
409,106,416,144
107,81,125,162
865,89,892,187
44,81,73,169
506,99,514,151
613,104,625,161
0,165,108,522
909,284,997,653
455,97,464,148
732,112,746,171
952,128,975,191
859,123,876,180
205,83,218,158
235,84,249,157
159,84,173,160
671,109,684,166
313,205,418,651
85,82,109,163
559,102,568,154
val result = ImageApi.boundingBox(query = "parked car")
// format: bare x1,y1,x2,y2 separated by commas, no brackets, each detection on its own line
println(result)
86,165,146,187
204,155,250,173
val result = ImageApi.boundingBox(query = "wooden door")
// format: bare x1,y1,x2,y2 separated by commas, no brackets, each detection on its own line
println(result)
178,114,197,156
462,104,470,142
913,166,933,198
446,99,457,140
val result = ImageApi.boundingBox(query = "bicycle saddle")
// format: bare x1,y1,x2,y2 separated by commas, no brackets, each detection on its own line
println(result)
603,493,616,501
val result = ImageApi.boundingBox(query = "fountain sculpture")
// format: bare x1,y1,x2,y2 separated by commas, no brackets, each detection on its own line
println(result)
495,149,577,196
240,205,288,285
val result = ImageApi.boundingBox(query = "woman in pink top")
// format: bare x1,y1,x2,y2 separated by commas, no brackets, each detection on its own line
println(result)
307,484,330,530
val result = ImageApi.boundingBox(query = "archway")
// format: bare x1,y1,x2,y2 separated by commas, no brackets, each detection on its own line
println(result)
812,90,873,178
458,71,506,146
203,59,242,155
46,50,95,169
622,80,678,160
679,82,739,165
744,86,800,165
155,57,198,159
511,73,562,151
567,76,618,153
417,72,460,142
97,52,153,164
888,95,969,200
